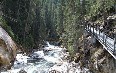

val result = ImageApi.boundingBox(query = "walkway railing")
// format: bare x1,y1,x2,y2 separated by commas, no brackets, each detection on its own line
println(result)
85,23,116,59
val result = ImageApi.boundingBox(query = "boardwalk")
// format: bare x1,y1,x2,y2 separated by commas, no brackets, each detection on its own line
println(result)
85,24,116,59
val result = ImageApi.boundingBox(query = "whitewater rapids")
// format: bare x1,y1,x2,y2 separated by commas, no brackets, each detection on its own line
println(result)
1,42,90,73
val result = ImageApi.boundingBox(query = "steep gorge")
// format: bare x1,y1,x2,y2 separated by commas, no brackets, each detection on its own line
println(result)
0,0,116,72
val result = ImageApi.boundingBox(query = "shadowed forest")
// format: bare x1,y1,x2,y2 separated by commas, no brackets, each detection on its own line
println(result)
1,0,115,49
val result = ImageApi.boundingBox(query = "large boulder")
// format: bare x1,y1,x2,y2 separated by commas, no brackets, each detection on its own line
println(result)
0,26,17,69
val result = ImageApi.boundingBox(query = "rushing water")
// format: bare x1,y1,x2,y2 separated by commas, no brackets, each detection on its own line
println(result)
1,42,90,73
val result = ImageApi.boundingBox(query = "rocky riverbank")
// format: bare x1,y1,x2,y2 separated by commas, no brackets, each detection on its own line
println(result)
74,35,116,73
1,42,90,73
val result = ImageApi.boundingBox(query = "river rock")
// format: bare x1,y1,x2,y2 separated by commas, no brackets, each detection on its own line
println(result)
31,51,44,59
19,69,27,73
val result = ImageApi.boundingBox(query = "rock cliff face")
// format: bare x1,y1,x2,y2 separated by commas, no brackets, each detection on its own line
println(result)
0,26,17,69
75,35,116,73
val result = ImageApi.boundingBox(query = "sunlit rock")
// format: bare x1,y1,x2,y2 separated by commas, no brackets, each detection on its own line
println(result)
49,62,68,73
0,26,17,69
30,51,44,59
19,69,27,73
49,70,61,73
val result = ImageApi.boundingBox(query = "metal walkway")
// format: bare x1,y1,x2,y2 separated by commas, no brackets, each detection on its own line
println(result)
85,23,116,59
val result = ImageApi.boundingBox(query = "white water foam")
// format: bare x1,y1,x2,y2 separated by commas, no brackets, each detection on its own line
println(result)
1,42,90,73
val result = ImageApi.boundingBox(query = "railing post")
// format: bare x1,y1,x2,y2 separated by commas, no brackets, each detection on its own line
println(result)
93,23,94,36
88,23,89,31
95,24,97,30
114,34,116,55
99,25,100,36
90,24,91,33
89,24,90,33
95,24,97,38
105,32,107,46
103,32,104,44
113,28,114,39
87,23,88,30
88,23,89,32
85,23,87,29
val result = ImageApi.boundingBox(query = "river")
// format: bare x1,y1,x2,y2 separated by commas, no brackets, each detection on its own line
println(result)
1,42,90,73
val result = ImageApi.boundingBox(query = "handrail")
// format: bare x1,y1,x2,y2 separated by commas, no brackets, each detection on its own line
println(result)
85,23,116,59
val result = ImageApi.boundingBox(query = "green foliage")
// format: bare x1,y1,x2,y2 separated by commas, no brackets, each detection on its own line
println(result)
87,0,115,17
1,0,115,54
68,44,75,57
0,16,14,38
